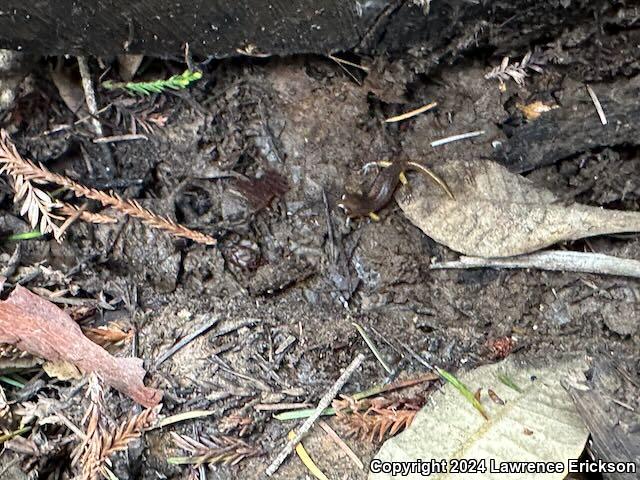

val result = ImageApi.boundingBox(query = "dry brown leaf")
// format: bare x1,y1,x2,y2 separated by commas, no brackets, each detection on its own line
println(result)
516,101,558,120
397,159,640,257
0,285,162,407
43,359,82,380
117,54,144,81
50,66,88,118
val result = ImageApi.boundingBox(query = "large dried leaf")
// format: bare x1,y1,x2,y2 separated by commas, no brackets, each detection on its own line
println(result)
0,285,161,407
397,159,640,257
370,356,589,480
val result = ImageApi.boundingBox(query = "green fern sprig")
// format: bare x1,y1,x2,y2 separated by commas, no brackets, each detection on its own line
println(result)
102,70,202,96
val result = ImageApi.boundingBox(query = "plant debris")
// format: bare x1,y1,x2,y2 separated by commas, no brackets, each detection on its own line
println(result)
0,285,162,407
233,169,289,211
168,432,261,466
102,70,202,96
397,159,640,257
0,130,216,245
73,375,161,479
333,396,422,442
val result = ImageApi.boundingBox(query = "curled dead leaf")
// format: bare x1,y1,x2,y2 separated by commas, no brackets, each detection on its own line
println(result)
516,101,559,120
0,285,161,407
397,159,640,257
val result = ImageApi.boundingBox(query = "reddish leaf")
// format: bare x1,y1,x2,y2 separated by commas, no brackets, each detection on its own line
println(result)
0,285,161,407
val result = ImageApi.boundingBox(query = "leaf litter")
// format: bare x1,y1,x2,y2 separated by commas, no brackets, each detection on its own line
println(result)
0,284,162,407
370,356,590,480
397,159,640,257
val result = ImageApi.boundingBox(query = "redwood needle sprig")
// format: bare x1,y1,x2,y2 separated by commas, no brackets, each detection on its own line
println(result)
102,70,202,96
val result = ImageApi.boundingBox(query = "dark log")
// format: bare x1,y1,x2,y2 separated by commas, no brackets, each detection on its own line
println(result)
0,0,613,61
498,77,640,173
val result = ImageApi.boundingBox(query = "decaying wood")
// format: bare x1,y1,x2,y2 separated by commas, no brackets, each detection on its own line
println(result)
397,159,640,257
0,0,617,68
0,285,162,407
498,77,640,173
566,361,640,480
430,251,640,279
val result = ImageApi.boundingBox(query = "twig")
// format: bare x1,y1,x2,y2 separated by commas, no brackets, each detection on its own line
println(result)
153,315,219,368
384,102,437,123
430,250,640,278
58,202,117,224
430,130,485,147
77,57,104,138
318,420,364,470
265,353,365,477
57,202,88,238
586,84,607,126
93,134,148,144
327,54,369,72
254,402,312,412
274,373,438,421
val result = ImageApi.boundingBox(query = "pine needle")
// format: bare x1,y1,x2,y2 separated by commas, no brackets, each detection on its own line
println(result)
102,70,202,96
436,367,489,420
497,373,523,393
288,430,329,480
5,230,45,241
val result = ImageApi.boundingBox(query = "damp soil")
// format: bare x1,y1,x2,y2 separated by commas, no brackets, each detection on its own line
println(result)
0,36,639,480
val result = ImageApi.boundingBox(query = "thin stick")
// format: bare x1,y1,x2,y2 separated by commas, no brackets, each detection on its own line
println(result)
430,130,485,147
586,84,607,125
93,134,148,144
327,54,369,72
0,130,217,245
430,250,640,278
254,402,312,412
318,420,364,470
265,353,365,477
77,57,104,138
384,102,437,123
153,316,219,368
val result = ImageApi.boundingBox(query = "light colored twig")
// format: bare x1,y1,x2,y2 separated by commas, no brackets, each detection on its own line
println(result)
318,420,364,470
254,402,312,412
430,250,640,278
384,102,437,123
77,57,104,138
430,130,485,147
265,353,365,476
93,134,148,144
586,84,607,126
327,54,369,72
58,202,117,225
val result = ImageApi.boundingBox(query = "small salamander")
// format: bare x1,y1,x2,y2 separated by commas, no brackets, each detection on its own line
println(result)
339,159,454,219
